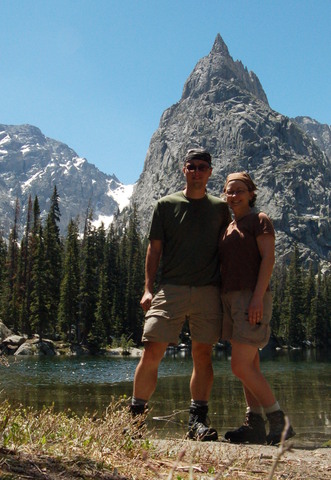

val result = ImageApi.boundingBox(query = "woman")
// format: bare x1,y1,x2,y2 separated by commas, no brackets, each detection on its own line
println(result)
219,172,295,445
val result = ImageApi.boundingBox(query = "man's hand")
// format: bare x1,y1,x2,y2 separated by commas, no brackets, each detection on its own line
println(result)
140,291,153,312
140,240,162,313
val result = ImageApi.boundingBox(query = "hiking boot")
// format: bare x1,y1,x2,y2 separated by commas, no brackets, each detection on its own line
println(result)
129,403,148,417
266,410,295,445
224,412,266,444
186,405,218,442
123,403,148,438
129,403,148,428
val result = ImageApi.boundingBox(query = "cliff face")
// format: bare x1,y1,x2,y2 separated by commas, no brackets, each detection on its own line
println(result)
130,34,330,267
293,116,331,159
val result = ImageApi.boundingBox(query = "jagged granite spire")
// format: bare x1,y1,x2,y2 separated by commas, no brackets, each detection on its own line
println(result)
182,33,268,105
211,33,231,56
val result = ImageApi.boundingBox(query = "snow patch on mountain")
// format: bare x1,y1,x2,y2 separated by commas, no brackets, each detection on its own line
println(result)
73,157,86,169
92,182,134,230
21,145,32,154
22,170,44,192
0,134,10,146
107,182,134,211
92,214,114,230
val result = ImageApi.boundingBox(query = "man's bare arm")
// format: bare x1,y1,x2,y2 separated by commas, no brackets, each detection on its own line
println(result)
140,239,163,312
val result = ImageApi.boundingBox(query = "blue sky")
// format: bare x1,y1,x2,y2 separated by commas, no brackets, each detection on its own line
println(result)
1,0,330,184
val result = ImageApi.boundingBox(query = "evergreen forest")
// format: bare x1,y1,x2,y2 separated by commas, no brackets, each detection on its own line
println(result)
0,187,330,352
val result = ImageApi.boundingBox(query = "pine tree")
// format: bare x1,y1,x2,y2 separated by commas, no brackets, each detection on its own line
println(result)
304,262,316,343
58,219,80,342
87,223,108,352
43,186,62,337
2,199,21,331
123,205,145,344
270,261,287,337
0,234,8,315
113,227,129,338
89,264,108,352
280,245,305,346
79,208,98,344
310,268,329,347
18,195,33,336
321,272,331,346
275,262,289,341
104,224,120,341
30,198,48,341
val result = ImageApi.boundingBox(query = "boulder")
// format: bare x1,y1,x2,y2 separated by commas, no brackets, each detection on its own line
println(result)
0,322,12,341
2,335,26,346
14,339,56,356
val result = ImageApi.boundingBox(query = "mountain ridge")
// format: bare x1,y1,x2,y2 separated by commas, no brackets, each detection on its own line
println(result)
0,123,133,237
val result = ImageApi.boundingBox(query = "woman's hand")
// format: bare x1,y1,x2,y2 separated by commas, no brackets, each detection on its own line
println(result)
248,230,275,325
248,293,264,324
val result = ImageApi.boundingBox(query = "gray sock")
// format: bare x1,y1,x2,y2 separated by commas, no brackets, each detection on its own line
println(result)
132,396,148,407
191,400,208,408
246,406,264,416
264,402,280,414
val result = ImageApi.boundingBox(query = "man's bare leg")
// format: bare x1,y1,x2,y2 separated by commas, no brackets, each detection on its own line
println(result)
132,341,168,406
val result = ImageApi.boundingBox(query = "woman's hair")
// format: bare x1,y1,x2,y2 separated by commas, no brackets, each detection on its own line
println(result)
249,193,257,208
223,171,257,207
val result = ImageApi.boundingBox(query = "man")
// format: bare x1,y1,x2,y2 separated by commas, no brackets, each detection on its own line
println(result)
130,148,231,441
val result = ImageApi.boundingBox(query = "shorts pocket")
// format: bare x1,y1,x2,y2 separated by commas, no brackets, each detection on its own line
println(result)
231,290,271,348
146,288,173,319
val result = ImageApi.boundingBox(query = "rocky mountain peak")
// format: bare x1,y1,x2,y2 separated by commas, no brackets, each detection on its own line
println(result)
211,33,230,56
182,34,268,105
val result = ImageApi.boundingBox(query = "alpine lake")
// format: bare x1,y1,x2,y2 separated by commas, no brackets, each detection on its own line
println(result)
1,347,330,449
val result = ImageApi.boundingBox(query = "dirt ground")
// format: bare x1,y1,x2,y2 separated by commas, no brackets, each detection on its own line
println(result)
152,439,331,479
0,440,330,480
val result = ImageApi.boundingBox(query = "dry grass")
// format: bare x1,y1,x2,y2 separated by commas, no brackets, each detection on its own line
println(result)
0,398,329,480
0,398,144,479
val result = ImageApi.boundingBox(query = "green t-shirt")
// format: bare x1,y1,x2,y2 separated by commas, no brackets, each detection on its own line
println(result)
149,191,231,286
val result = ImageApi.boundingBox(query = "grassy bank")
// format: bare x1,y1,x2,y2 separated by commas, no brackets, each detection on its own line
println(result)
0,398,329,479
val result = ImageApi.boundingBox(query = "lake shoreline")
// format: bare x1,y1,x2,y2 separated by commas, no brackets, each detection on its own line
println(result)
1,321,328,357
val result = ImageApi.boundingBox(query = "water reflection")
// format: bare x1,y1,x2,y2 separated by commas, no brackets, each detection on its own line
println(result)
1,349,330,448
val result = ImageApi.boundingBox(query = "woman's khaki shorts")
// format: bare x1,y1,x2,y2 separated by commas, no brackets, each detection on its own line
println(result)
221,290,272,348
142,284,222,345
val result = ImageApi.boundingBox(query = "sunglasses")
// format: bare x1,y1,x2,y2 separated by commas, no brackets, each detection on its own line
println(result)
185,164,210,172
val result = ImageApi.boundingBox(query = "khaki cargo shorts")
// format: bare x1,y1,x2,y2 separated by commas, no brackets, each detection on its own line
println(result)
142,284,222,345
221,290,272,348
